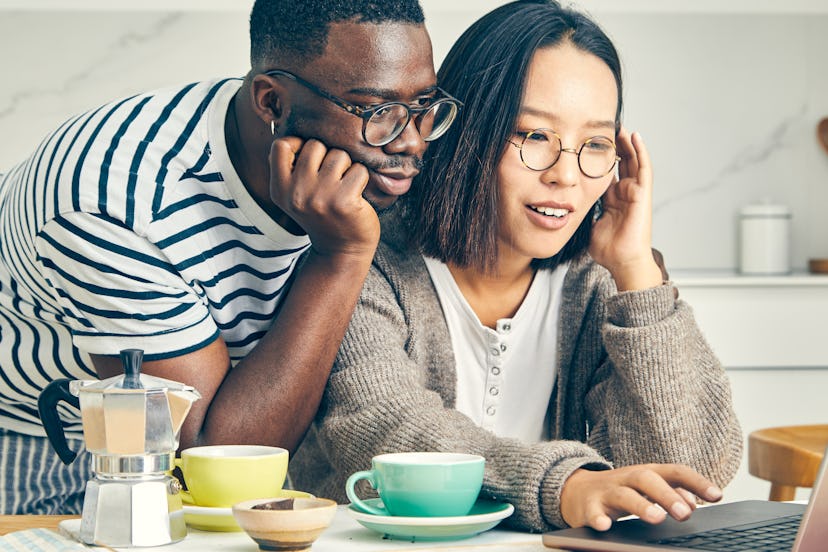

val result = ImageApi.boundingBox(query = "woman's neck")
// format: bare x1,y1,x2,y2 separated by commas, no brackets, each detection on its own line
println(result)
447,254,536,329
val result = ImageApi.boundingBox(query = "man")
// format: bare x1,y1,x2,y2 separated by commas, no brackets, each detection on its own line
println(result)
0,0,458,514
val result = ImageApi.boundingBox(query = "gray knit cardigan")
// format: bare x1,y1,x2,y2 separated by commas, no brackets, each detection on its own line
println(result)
291,217,743,532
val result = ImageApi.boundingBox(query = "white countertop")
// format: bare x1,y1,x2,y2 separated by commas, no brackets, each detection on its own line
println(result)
671,269,828,287
58,506,547,552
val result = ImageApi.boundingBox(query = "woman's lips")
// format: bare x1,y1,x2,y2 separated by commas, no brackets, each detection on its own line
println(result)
526,204,571,230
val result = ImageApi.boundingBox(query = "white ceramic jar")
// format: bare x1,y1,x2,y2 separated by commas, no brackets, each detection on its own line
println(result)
738,202,791,275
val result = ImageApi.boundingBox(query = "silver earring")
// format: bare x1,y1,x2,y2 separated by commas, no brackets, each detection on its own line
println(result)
270,120,276,136
592,199,603,221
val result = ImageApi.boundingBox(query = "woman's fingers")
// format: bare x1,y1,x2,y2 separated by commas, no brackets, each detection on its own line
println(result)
615,128,653,196
656,464,723,503
630,131,653,190
561,464,724,532
605,485,666,524
675,487,699,510
585,508,613,532
615,466,692,521
636,464,723,520
616,126,638,180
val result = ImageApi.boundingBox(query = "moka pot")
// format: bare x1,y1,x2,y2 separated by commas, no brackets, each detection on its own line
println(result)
38,349,201,547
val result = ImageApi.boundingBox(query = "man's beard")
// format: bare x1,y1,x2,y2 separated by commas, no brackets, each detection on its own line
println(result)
366,195,395,215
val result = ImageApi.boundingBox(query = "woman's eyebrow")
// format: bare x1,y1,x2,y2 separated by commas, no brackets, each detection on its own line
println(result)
520,106,615,130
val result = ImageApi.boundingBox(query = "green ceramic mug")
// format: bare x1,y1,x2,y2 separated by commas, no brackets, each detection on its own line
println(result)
346,452,485,517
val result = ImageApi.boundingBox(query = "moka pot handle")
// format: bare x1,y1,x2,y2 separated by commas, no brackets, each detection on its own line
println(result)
37,379,80,465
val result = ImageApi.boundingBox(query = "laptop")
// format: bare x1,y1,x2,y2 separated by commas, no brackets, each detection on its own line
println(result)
543,446,827,551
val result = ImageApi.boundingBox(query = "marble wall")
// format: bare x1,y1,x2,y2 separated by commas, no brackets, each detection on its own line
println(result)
2,3,827,270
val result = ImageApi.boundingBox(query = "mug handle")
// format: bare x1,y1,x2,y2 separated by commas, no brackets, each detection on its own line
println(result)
345,470,388,516
173,457,195,505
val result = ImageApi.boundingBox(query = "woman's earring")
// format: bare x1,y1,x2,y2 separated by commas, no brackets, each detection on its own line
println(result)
270,120,276,136
592,198,603,221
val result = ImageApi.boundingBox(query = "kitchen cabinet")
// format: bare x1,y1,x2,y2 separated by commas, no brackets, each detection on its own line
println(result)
674,272,828,502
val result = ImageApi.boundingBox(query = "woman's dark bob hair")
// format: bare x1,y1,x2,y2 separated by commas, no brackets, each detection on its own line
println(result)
406,0,623,273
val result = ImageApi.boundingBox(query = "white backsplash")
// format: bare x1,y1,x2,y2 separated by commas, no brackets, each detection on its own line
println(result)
2,4,827,270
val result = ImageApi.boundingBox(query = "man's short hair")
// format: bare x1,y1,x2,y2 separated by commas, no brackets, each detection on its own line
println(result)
250,0,425,69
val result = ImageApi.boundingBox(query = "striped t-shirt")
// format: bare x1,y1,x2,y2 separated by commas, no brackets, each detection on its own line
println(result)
0,78,310,437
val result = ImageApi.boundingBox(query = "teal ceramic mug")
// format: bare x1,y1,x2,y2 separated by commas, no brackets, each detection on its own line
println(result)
346,452,485,517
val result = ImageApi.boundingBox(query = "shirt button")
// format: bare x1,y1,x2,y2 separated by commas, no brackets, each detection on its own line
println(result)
500,343,507,352
491,366,501,376
486,406,496,416
489,386,499,396
502,323,511,331
490,348,500,356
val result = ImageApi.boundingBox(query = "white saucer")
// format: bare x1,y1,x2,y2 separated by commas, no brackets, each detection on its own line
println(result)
182,504,240,532
183,489,313,532
347,498,514,541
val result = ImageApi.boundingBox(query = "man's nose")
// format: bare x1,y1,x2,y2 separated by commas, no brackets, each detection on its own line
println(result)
382,117,428,157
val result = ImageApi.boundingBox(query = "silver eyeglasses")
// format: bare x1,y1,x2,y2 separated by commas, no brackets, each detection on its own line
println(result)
508,128,620,178
265,69,462,147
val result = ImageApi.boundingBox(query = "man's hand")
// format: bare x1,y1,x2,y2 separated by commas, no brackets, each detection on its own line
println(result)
560,464,723,531
269,137,380,258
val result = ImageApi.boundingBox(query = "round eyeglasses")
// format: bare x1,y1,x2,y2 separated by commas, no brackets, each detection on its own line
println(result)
507,128,620,179
265,69,463,147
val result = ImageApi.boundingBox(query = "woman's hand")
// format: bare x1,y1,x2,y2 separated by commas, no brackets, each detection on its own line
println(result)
588,128,663,291
560,464,724,531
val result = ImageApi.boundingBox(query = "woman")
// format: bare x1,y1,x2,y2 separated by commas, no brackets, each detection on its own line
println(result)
292,0,742,532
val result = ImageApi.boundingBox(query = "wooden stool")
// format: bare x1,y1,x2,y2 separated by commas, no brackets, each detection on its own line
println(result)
748,424,828,501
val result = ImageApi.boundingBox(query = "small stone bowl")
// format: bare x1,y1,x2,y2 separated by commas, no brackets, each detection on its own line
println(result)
232,497,337,551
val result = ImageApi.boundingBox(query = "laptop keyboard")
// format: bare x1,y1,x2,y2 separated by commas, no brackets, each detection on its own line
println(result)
650,514,801,551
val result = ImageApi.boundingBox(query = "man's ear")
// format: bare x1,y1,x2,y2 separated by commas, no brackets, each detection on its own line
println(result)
250,74,286,128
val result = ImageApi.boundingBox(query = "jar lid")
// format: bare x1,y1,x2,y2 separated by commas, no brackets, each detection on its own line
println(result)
740,203,791,217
